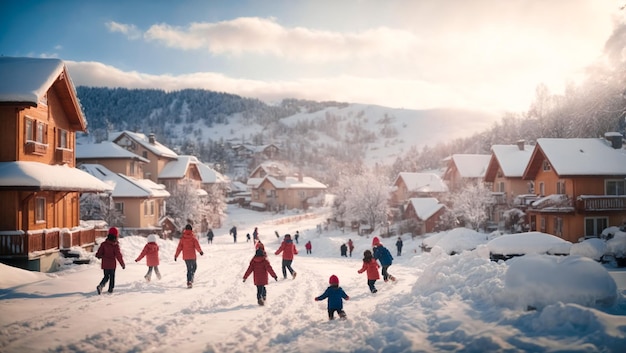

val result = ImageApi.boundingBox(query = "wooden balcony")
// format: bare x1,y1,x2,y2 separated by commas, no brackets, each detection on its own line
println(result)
576,195,626,211
25,141,48,155
0,228,103,257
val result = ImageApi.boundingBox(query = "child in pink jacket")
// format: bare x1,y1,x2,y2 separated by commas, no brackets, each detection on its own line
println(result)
357,249,380,293
135,234,161,282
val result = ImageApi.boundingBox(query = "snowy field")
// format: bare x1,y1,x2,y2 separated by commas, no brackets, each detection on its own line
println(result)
1,205,625,353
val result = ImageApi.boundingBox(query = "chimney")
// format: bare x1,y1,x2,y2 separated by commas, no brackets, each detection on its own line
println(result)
148,133,156,144
604,132,623,149
516,140,525,151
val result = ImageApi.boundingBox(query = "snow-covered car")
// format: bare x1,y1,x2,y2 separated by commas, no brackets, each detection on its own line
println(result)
421,227,489,255
601,227,626,267
486,231,572,261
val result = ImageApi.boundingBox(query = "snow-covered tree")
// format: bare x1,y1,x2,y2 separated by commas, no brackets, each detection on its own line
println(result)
166,179,207,227
449,182,494,231
204,183,227,228
333,170,391,234
80,193,125,227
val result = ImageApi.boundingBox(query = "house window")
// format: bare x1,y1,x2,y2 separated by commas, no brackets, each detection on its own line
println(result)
539,182,545,196
144,200,155,216
115,202,125,215
498,182,505,193
25,119,33,141
606,180,626,195
142,151,148,159
57,129,68,149
542,160,551,171
584,217,608,238
25,117,48,143
554,217,563,237
298,191,306,199
556,180,566,195
267,190,276,198
35,197,46,223
540,217,546,232
150,200,155,216
528,181,535,193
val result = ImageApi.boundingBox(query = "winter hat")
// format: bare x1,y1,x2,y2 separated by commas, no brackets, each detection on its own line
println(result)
372,236,381,246
284,234,291,238
255,249,265,257
147,234,157,243
185,224,193,231
329,275,339,285
108,227,119,237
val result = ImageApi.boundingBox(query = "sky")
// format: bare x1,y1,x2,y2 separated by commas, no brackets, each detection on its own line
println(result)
1,205,625,353
0,0,623,116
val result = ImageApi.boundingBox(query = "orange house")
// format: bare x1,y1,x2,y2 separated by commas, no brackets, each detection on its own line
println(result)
0,57,112,272
403,198,446,235
522,134,626,243
483,142,534,229
442,154,491,192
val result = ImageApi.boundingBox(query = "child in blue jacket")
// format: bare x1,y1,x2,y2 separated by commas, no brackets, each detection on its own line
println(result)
372,236,396,282
315,275,350,320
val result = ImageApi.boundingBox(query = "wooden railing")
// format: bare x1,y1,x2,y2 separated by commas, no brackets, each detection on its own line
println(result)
576,195,626,211
0,227,105,257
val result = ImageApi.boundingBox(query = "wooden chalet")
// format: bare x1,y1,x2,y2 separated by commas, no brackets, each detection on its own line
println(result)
390,172,448,208
0,57,112,272
522,134,626,243
251,174,327,211
403,198,446,235
442,154,491,192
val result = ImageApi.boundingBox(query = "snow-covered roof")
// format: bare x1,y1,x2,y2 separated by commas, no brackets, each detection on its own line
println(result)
249,161,290,178
0,57,64,104
535,138,626,176
76,141,149,163
0,161,113,192
159,155,199,179
246,177,263,188
80,163,169,198
230,181,248,193
489,144,533,177
261,176,327,190
395,172,448,193
407,197,445,220
451,154,491,178
196,160,229,184
112,131,178,159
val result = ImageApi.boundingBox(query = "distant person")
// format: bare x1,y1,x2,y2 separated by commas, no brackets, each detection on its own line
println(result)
305,240,312,254
340,243,348,257
243,249,278,306
175,224,204,288
395,237,403,256
230,226,238,243
206,228,214,244
357,249,380,294
294,230,300,244
348,239,354,257
246,233,251,242
95,229,125,295
372,237,395,282
314,275,350,320
275,234,298,279
135,234,161,282
253,227,259,243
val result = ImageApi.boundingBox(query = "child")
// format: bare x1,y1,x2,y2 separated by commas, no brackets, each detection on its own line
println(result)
305,240,312,254
174,224,204,288
243,249,278,306
357,249,380,293
372,236,396,282
314,275,350,320
274,234,298,279
255,240,266,256
95,229,125,294
135,234,161,282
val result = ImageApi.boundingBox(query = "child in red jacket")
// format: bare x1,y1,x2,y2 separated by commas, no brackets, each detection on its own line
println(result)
357,249,380,293
95,230,125,294
135,234,161,282
175,224,204,288
274,234,298,279
243,249,278,305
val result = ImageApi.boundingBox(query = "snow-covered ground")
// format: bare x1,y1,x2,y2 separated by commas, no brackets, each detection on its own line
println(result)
1,205,625,353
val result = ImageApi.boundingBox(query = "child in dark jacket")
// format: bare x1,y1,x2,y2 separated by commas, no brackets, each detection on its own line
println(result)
372,236,396,282
243,249,278,306
135,234,161,282
358,249,380,293
315,275,350,320
95,229,125,294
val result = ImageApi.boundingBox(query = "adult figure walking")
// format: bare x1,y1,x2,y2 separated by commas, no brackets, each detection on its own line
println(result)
395,237,403,256
230,225,238,243
275,234,298,279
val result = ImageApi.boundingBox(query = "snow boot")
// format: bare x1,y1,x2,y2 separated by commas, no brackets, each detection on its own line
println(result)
96,285,102,295
144,275,151,282
258,298,265,306
292,272,297,279
187,281,193,289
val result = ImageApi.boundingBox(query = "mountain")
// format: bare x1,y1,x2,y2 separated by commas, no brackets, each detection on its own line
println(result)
76,87,499,180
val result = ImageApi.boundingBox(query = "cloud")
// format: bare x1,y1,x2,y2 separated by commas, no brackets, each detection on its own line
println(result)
143,17,416,62
106,21,142,40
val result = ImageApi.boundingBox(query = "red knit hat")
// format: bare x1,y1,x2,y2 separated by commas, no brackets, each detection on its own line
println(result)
108,227,119,237
372,236,380,246
329,275,339,285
